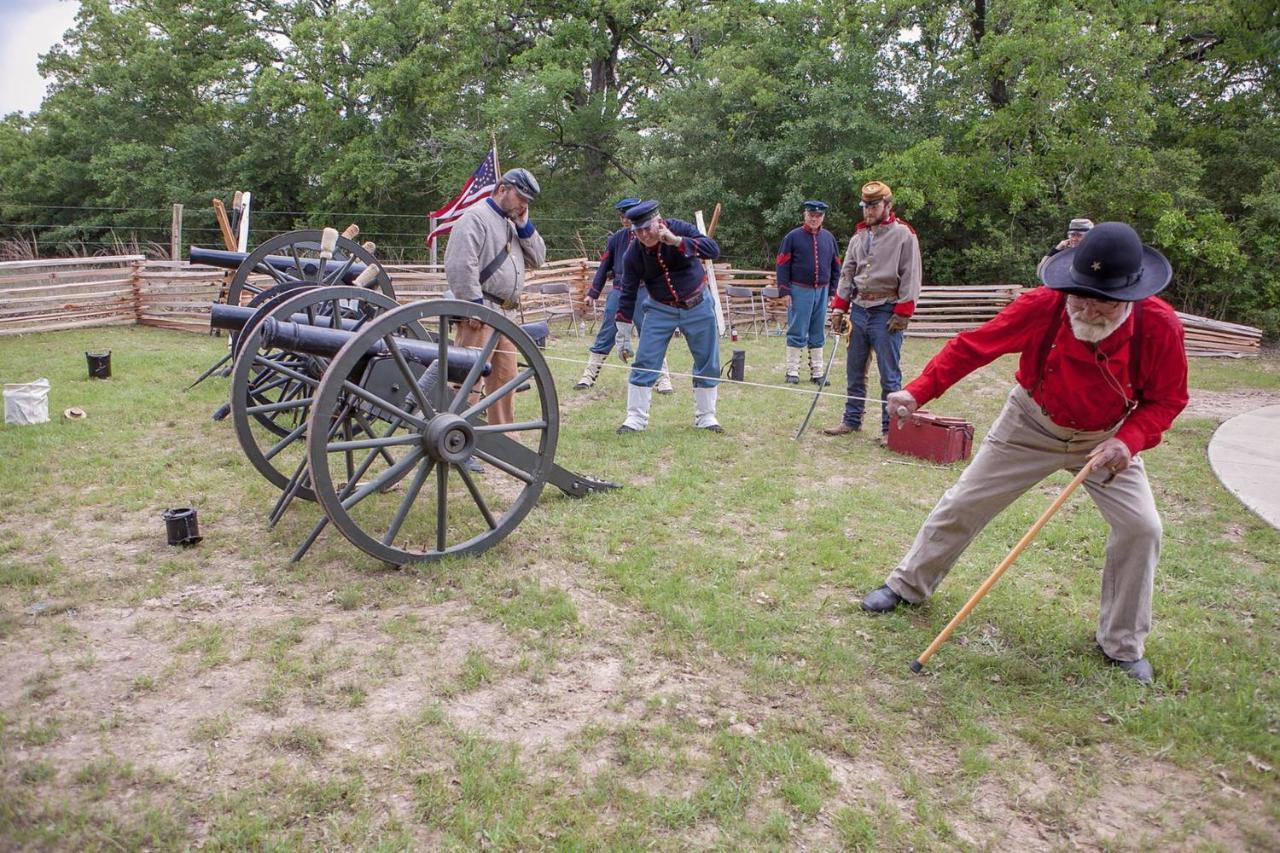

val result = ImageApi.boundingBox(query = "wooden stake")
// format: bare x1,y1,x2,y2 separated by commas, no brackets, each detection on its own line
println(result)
707,202,722,238
170,203,184,261
911,460,1098,673
212,199,237,251
694,210,725,336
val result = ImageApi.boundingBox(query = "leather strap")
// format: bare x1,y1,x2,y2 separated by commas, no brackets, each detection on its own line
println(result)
478,245,510,286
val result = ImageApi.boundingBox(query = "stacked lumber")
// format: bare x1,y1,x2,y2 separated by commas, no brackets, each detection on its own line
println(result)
384,264,448,304
136,261,225,333
908,283,1025,337
1178,312,1263,357
0,256,143,336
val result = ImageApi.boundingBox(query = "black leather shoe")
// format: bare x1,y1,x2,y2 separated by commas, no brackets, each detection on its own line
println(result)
1102,651,1154,685
616,425,640,434
698,423,725,434
860,585,904,613
785,374,800,384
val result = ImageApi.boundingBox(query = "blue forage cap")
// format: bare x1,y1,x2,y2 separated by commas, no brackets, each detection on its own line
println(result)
626,200,660,229
802,200,829,212
615,196,642,212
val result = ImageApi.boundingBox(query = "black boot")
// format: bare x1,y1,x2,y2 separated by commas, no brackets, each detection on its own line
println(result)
860,585,904,613
1100,648,1154,684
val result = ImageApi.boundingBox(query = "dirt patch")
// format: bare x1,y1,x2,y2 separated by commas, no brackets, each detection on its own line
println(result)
0,590,529,799
936,738,1263,850
1183,389,1280,420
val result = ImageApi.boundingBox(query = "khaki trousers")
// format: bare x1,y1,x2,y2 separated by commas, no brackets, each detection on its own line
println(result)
886,386,1161,661
454,318,517,426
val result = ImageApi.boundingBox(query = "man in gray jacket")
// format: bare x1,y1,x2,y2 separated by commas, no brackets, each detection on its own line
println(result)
823,181,922,443
444,167,547,425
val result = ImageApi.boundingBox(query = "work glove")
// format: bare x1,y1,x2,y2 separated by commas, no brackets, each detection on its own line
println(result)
829,311,850,336
887,313,910,334
615,322,634,362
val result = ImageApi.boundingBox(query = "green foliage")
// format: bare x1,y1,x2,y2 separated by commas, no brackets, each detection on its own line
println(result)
0,0,1277,330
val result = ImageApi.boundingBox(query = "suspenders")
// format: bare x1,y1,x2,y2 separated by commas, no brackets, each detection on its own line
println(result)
1032,293,1144,424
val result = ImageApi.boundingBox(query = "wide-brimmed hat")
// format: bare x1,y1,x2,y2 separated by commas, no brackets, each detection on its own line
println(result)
1067,218,1094,234
1040,222,1171,302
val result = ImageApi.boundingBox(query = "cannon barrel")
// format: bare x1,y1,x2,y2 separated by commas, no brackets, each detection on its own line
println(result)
210,304,488,381
211,304,548,373
191,245,371,285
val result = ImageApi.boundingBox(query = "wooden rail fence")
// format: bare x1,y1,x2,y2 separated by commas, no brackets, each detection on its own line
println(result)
0,255,1264,357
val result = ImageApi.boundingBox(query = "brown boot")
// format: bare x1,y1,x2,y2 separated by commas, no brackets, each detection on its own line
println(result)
822,423,859,436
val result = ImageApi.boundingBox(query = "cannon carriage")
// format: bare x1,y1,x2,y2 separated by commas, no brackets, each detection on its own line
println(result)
194,228,614,565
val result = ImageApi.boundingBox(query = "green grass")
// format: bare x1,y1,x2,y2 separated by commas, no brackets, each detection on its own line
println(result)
0,325,1277,849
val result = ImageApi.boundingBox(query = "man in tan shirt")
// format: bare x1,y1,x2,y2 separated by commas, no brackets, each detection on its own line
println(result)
823,181,922,442
444,168,547,426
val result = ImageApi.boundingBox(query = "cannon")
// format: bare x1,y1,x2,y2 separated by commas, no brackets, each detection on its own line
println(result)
191,227,395,307
197,230,615,565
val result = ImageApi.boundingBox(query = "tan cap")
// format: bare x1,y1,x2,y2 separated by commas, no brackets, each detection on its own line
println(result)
1067,218,1094,233
63,406,87,420
861,181,892,203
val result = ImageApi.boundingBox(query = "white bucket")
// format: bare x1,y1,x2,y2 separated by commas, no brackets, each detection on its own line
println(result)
3,378,51,426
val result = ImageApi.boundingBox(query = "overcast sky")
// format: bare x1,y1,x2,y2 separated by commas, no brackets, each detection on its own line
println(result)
0,0,81,117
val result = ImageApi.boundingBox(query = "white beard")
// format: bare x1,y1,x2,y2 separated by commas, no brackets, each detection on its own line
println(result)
1067,302,1131,343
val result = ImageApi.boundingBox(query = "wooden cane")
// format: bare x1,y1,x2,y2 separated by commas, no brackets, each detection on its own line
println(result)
910,459,1098,673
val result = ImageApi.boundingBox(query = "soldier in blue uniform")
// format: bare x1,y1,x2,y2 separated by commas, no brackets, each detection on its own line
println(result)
614,200,724,434
575,197,673,393
775,200,842,384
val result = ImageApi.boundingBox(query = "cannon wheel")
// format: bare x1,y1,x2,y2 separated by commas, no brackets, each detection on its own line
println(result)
306,300,559,564
231,286,413,501
225,229,394,307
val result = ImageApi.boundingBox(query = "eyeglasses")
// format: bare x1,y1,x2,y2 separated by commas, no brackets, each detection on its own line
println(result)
1066,294,1125,313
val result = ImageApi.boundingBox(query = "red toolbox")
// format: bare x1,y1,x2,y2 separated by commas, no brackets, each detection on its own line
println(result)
887,411,975,464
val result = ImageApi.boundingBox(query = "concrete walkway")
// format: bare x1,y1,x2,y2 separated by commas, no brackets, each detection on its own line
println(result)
1208,404,1280,531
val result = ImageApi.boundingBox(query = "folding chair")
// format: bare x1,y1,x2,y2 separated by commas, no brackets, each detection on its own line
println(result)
538,282,580,336
724,285,764,339
761,286,787,336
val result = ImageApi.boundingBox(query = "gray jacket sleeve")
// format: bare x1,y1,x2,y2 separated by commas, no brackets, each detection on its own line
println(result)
519,228,546,271
897,230,922,305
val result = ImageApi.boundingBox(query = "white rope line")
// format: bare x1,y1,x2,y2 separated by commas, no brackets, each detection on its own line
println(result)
536,351,892,407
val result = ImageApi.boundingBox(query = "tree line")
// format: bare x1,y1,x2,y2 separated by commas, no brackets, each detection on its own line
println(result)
1,0,1276,333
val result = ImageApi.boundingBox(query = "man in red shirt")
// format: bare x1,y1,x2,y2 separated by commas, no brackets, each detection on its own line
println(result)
861,222,1188,685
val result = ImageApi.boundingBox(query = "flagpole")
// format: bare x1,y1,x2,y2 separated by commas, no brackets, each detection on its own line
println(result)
491,133,500,188
429,217,438,267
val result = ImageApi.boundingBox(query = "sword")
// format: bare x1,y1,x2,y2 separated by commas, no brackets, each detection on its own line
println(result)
794,330,846,440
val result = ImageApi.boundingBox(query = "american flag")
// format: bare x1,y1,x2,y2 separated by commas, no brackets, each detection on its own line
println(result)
427,147,498,242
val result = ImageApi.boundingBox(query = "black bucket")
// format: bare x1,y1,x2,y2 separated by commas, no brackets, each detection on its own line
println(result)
163,508,202,546
728,349,746,382
86,350,112,379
